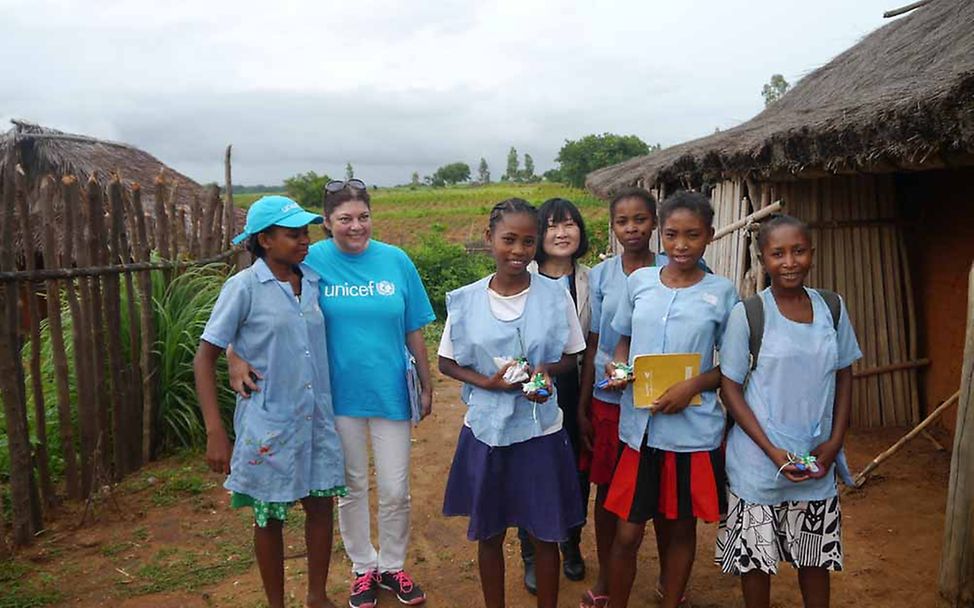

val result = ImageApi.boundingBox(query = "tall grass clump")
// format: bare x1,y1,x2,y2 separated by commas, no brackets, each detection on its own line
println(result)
152,264,236,451
404,225,493,320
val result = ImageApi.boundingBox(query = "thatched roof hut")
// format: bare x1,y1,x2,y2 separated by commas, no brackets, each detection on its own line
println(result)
0,120,202,203
587,0,974,195
0,119,241,261
585,0,974,432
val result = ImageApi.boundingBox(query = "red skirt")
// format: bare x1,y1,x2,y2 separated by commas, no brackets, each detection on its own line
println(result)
604,441,726,523
578,397,621,486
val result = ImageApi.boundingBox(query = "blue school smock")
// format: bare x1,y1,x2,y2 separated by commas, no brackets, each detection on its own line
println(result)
721,288,862,504
445,274,569,447
611,266,739,452
588,253,684,404
201,258,345,503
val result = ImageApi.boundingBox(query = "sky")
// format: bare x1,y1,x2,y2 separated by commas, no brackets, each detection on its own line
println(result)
0,0,903,187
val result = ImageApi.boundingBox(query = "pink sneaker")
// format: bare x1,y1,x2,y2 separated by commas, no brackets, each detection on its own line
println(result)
349,569,378,608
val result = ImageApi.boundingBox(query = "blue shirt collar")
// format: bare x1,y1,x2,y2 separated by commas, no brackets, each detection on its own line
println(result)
251,257,320,285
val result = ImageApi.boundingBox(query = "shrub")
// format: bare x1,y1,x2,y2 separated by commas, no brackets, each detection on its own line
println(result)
404,226,493,320
152,264,236,451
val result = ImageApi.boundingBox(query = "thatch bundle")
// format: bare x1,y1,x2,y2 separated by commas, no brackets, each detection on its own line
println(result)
587,0,974,196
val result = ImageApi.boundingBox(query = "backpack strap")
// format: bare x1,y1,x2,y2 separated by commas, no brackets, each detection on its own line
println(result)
743,294,765,371
815,289,841,331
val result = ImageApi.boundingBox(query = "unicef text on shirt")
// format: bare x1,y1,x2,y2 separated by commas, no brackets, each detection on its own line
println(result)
321,281,397,298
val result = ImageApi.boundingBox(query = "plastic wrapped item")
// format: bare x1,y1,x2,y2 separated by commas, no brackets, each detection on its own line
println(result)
775,452,820,479
493,356,530,384
596,362,634,388
522,372,550,398
791,453,820,474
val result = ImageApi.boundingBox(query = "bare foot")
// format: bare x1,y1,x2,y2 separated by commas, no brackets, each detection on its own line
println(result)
306,595,337,608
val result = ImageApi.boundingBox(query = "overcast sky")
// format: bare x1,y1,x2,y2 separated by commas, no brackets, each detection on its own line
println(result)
1,0,902,186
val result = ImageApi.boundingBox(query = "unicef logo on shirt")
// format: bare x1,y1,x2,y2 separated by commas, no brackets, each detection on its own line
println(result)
321,280,397,298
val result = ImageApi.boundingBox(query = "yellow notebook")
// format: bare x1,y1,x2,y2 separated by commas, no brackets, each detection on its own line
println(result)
632,353,702,409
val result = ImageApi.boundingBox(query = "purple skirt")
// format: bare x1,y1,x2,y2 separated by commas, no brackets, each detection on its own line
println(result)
442,426,585,542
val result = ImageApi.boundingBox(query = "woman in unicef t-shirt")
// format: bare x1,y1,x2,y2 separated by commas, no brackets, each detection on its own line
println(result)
230,179,435,607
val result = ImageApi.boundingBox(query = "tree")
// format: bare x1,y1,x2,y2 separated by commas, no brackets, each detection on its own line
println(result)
505,147,519,181
761,74,790,107
478,157,490,184
431,162,471,186
345,162,354,180
555,133,654,188
542,168,563,183
522,154,536,181
410,171,421,189
283,170,330,208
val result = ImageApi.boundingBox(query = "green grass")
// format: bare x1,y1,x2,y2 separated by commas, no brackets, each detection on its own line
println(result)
0,561,64,608
117,543,253,597
233,182,609,249
233,191,284,209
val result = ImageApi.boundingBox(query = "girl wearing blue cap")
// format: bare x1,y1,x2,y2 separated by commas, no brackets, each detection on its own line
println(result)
194,195,346,608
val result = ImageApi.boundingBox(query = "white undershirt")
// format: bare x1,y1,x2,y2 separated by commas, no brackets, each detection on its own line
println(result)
437,280,586,436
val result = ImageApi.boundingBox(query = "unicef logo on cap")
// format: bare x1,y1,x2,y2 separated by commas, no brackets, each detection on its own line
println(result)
376,281,396,296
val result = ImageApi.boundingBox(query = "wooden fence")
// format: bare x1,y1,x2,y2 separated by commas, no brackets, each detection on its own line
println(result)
0,148,240,548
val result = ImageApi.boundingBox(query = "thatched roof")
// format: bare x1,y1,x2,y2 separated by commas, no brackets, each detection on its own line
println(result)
587,0,974,197
0,120,244,259
0,119,202,206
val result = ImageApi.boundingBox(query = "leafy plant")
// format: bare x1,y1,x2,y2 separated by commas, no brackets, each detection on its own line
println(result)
404,227,493,320
152,263,236,451
556,133,659,188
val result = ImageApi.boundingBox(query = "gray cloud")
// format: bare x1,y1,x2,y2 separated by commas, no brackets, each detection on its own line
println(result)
1,0,897,186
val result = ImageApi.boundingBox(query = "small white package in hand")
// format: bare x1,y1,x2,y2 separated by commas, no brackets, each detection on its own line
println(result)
493,356,530,384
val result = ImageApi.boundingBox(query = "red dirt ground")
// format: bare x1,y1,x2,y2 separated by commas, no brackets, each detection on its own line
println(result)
9,372,952,607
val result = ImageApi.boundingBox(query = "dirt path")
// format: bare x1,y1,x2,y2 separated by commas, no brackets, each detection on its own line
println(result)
9,372,951,607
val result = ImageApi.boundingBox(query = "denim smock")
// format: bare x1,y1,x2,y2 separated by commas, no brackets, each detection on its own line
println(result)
445,274,569,447
201,258,346,503
611,266,739,452
721,288,862,503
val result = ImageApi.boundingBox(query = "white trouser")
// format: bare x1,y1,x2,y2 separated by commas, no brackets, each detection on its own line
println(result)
335,416,412,574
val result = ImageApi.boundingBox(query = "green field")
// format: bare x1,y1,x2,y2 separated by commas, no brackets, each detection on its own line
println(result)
234,182,611,251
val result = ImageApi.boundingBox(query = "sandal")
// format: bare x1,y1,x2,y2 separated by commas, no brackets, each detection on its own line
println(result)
655,583,690,606
580,589,609,608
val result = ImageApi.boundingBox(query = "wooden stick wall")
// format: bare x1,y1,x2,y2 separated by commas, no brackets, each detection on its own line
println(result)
0,158,236,547
707,174,919,428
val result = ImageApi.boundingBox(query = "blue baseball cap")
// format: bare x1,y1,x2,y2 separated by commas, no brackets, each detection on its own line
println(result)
232,195,323,245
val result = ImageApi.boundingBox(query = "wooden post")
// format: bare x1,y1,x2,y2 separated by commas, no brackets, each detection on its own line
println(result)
190,191,201,259
167,183,179,261
154,172,170,259
15,166,54,508
104,177,129,477
121,184,145,468
0,150,35,544
64,176,96,495
939,262,974,604
112,177,143,467
224,144,235,253
84,176,111,474
131,186,156,462
201,184,219,256
40,177,81,499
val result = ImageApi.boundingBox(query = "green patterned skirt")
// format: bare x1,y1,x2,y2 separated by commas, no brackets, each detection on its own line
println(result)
231,487,347,527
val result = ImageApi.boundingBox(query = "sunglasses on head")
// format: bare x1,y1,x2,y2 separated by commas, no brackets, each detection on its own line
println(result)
325,179,367,193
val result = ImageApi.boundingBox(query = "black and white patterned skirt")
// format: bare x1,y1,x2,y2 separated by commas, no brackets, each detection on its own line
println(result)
714,489,843,575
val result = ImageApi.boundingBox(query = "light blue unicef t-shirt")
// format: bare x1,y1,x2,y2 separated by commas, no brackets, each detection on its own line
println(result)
305,239,435,420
